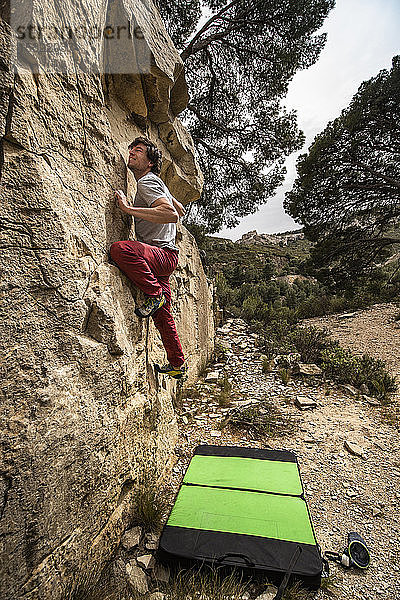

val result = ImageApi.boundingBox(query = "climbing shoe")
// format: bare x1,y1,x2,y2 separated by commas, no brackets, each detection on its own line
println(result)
326,532,371,569
155,363,187,380
135,293,166,318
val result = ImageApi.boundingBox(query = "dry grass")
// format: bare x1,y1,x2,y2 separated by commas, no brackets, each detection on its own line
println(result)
160,566,249,600
132,470,168,533
221,398,297,439
278,367,291,385
214,375,233,407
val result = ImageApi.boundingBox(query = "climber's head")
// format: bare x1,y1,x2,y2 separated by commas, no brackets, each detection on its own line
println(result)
128,137,162,176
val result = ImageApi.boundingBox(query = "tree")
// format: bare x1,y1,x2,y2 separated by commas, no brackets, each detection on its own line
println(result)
285,56,400,286
262,258,275,281
156,0,335,232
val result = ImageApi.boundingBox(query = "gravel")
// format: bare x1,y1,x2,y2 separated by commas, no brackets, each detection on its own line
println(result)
163,312,400,600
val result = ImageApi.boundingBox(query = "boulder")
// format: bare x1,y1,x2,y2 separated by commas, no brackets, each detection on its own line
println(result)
0,0,212,597
295,396,318,410
255,586,279,600
292,363,322,376
205,371,220,383
341,384,359,397
137,554,154,569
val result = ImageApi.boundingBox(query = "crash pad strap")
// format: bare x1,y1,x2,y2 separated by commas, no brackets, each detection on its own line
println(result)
194,445,297,462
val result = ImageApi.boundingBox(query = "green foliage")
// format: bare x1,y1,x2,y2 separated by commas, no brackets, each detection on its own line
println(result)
278,367,291,385
263,258,275,281
207,235,397,403
241,295,267,322
261,357,273,374
285,56,400,287
215,374,233,407
321,347,360,383
291,325,337,363
214,272,231,309
156,0,335,232
296,294,350,318
185,223,210,252
214,341,228,363
154,0,200,49
256,318,297,358
321,347,397,401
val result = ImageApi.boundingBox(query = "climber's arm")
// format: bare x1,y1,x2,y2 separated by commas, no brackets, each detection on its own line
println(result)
115,191,178,224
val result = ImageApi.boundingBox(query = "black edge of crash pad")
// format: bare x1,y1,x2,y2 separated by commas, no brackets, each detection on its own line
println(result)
159,526,322,585
194,445,297,463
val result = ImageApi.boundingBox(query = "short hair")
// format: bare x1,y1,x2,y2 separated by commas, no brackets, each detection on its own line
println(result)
128,136,162,174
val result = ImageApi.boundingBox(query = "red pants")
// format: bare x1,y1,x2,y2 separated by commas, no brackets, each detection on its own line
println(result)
110,240,185,367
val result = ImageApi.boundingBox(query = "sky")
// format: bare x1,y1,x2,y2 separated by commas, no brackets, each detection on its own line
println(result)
215,0,400,241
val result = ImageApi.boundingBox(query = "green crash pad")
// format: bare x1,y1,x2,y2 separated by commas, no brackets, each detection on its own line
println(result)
159,445,323,588
168,485,315,545
183,454,303,496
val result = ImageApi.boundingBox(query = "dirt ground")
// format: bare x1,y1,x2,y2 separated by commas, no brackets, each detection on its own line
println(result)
304,302,400,391
166,305,400,600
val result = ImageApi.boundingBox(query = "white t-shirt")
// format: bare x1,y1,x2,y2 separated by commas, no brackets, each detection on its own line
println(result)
133,172,178,251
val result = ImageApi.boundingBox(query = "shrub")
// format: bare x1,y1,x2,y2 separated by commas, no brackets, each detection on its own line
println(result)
257,317,297,350
258,338,277,360
297,294,351,318
224,399,296,438
278,367,291,385
262,356,273,374
215,375,233,407
214,342,227,363
321,347,397,401
321,347,363,386
241,295,267,322
291,325,337,363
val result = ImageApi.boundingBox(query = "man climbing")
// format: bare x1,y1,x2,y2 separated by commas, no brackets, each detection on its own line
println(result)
110,136,186,380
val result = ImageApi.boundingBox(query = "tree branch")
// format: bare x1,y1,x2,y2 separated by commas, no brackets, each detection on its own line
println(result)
181,0,241,61
181,0,268,61
187,102,253,134
194,137,253,176
349,155,400,189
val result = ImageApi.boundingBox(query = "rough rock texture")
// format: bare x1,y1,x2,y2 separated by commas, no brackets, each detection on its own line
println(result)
0,2,212,598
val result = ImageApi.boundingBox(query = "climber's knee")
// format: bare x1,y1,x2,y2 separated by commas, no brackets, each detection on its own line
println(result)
110,241,122,262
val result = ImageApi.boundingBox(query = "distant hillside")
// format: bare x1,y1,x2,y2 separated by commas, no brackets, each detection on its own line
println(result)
236,229,304,247
187,223,399,326
205,230,312,278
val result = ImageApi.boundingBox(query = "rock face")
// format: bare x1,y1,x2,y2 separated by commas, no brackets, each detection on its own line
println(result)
0,2,212,599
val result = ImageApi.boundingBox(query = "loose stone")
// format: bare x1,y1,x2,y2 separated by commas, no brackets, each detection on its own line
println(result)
125,562,149,594
121,526,142,550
